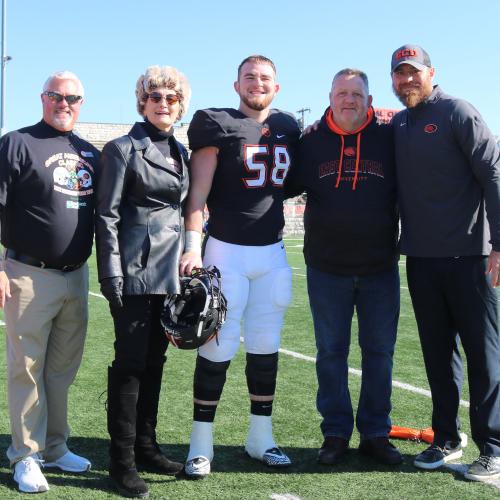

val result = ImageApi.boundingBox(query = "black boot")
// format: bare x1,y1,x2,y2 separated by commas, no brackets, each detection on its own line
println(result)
135,364,183,475
107,366,149,498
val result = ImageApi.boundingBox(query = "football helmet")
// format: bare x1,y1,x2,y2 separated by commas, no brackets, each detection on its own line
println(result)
161,266,227,349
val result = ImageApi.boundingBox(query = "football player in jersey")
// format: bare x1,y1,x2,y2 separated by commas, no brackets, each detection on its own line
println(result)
179,55,301,478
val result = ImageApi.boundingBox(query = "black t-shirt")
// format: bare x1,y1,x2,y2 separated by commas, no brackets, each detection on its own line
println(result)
188,108,300,245
0,120,100,266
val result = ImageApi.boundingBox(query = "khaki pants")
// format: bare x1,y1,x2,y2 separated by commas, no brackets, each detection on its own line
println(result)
4,258,89,466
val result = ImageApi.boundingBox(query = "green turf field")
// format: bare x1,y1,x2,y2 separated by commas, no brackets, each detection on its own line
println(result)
0,238,498,498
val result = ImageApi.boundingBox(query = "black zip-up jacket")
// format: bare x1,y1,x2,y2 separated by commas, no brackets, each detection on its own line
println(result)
392,85,500,256
285,109,399,276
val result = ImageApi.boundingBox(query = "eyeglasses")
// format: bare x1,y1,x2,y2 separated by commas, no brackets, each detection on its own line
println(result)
146,92,180,105
43,91,82,105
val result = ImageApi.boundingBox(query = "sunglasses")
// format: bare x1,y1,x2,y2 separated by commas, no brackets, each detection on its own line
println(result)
146,92,180,105
43,91,82,105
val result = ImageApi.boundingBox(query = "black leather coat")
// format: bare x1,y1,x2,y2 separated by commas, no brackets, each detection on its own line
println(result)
96,122,189,295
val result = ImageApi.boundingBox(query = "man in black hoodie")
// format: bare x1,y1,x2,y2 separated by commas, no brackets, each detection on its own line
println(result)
285,68,400,466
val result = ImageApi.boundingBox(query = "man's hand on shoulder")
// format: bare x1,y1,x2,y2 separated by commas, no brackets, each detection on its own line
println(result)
486,250,500,287
0,270,11,309
302,120,320,136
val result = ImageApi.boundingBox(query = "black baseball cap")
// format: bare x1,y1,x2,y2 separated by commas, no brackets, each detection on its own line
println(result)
391,44,431,72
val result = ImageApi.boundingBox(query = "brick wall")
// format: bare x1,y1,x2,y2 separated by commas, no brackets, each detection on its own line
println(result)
74,122,190,151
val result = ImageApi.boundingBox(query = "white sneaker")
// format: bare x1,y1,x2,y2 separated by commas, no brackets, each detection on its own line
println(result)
43,450,91,472
184,456,211,479
13,455,49,493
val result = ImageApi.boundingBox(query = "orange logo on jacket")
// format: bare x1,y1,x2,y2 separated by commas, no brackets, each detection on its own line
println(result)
344,146,356,157
424,124,438,133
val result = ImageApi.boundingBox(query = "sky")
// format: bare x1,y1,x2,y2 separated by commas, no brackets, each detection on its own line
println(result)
2,0,500,135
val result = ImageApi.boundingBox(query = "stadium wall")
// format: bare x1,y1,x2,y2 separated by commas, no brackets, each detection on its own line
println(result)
75,122,306,236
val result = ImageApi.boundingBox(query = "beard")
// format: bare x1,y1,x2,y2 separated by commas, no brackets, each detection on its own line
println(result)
392,83,431,109
240,93,274,111
49,112,74,132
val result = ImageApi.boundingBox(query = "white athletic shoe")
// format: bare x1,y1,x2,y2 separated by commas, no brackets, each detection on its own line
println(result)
43,450,91,472
13,455,49,493
184,456,211,479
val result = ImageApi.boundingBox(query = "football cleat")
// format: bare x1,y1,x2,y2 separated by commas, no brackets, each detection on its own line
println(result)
184,456,211,479
247,447,292,467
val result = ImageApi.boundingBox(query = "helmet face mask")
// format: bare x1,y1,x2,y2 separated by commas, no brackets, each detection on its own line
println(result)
161,266,227,349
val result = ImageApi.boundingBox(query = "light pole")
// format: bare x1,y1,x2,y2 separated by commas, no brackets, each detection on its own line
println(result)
296,107,310,132
1,0,11,137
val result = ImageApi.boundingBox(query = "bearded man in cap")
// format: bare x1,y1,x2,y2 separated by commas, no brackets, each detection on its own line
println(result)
390,43,500,481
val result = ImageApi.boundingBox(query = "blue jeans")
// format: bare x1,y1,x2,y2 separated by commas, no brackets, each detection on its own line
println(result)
307,264,400,441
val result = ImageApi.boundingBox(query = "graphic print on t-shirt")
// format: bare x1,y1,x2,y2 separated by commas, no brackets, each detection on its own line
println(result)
46,151,95,206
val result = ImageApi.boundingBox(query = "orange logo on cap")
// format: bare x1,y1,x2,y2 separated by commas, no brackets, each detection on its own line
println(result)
396,49,417,60
261,127,270,137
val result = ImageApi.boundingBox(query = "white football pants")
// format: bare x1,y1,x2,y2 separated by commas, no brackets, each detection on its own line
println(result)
198,236,292,362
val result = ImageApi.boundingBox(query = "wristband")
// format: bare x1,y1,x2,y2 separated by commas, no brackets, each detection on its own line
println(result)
184,230,202,254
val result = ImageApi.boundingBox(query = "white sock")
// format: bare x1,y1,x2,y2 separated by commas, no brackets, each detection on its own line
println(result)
187,421,214,462
245,414,276,459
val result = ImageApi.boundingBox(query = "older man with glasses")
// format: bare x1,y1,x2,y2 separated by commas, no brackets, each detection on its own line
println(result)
0,71,99,493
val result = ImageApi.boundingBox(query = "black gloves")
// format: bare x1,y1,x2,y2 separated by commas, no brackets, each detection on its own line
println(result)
100,276,124,309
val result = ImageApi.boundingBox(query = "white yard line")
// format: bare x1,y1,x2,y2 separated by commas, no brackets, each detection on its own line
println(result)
277,345,470,409
85,290,463,408
281,344,500,493
34,289,500,490
89,287,474,410
90,287,471,410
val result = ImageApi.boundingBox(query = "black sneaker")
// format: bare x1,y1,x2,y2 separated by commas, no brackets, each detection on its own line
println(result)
464,455,500,482
414,442,462,470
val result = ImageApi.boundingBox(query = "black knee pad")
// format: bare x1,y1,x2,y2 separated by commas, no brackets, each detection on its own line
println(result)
245,352,279,396
193,355,231,402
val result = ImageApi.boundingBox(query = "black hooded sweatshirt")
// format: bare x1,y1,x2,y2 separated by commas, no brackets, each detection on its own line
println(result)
285,107,399,276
